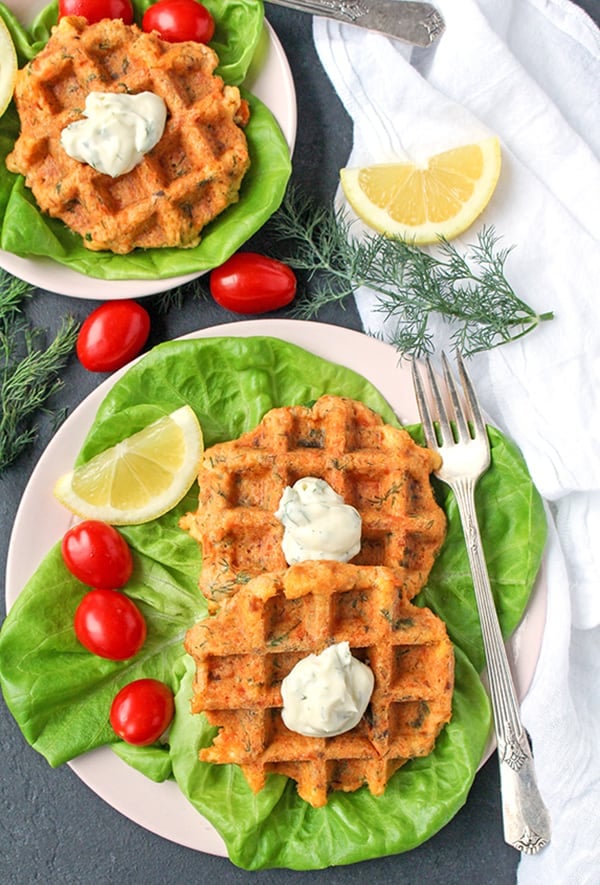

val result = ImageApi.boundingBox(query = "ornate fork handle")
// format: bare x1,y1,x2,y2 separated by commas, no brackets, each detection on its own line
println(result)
453,476,551,855
266,0,445,46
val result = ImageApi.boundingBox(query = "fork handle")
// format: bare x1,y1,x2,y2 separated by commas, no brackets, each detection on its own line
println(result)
453,478,551,855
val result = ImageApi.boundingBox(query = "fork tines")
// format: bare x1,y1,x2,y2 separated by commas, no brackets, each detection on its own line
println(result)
411,352,486,448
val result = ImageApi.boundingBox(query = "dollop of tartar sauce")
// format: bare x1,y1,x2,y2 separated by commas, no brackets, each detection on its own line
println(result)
281,642,374,737
274,477,361,564
60,91,167,178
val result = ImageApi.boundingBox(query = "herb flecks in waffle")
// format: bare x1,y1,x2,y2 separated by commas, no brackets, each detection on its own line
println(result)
185,561,454,807
181,395,446,610
6,16,250,253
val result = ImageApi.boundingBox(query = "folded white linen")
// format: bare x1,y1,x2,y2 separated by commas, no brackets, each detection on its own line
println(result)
313,1,600,881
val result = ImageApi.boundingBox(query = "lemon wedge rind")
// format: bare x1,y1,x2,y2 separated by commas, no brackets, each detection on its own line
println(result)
340,136,502,245
54,405,204,525
0,16,18,119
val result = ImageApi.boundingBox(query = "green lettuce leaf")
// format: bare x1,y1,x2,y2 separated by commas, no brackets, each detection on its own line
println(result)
111,732,175,783
0,337,546,868
0,534,203,764
170,647,490,869
0,0,291,280
409,424,548,674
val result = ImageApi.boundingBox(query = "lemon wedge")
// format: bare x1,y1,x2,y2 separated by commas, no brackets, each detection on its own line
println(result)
54,406,204,525
0,16,18,118
340,137,502,244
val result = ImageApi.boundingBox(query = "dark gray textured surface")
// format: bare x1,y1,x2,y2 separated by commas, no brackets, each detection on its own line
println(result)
1,3,597,883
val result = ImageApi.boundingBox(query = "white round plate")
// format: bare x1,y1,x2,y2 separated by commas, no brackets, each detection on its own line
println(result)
0,2,297,300
5,320,548,855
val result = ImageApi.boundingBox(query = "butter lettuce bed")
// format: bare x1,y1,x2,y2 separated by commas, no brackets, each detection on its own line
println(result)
0,0,291,279
0,337,547,869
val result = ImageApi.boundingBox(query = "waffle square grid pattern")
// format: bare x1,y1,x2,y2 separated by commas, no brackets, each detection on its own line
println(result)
185,561,454,808
181,395,447,610
6,16,250,253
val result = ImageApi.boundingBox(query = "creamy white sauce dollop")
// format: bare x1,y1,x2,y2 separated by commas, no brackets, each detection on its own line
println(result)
275,477,361,565
60,91,167,178
281,641,374,737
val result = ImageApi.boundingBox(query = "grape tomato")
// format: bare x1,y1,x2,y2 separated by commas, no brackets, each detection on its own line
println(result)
142,0,215,44
76,300,150,373
74,589,147,660
209,252,297,314
110,679,175,745
62,520,133,589
58,0,134,24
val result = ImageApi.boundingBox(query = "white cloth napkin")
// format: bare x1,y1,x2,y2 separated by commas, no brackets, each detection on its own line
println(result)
314,1,600,881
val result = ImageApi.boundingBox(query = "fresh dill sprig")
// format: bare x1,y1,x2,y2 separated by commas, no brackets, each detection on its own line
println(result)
268,188,553,357
0,273,33,328
0,271,79,471
154,277,209,314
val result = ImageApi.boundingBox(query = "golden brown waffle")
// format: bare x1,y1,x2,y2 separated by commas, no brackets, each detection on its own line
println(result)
6,16,250,253
181,395,446,609
184,561,454,807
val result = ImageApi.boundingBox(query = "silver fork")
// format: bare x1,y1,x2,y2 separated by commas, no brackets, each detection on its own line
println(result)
411,351,551,855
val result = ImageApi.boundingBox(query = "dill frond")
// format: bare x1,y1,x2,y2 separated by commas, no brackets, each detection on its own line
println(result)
154,278,209,314
0,272,79,470
268,188,553,357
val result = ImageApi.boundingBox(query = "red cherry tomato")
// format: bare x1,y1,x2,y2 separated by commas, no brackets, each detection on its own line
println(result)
74,589,147,660
76,300,150,372
58,0,134,24
142,0,215,44
62,521,133,589
110,679,175,745
209,253,297,315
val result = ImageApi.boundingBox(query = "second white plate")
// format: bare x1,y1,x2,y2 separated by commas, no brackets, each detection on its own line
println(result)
5,319,548,856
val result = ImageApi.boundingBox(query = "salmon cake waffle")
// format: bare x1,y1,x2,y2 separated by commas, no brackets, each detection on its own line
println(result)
6,16,250,253
181,395,446,609
184,561,454,807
